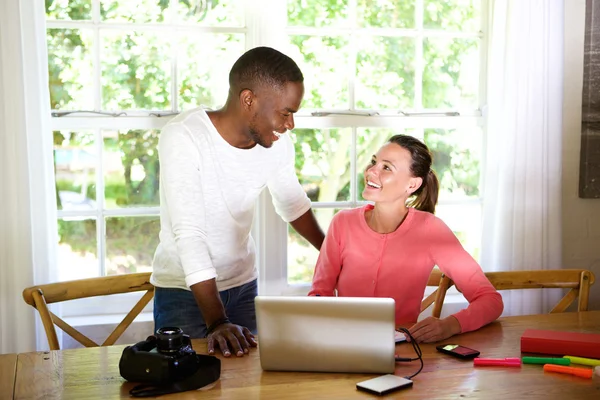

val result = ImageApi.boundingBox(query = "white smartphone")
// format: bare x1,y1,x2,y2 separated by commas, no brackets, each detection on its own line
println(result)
394,331,407,343
356,374,413,396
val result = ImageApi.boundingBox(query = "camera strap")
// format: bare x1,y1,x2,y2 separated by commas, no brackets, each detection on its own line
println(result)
128,354,221,398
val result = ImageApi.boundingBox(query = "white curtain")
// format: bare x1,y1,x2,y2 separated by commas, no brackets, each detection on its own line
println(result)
481,0,564,315
0,0,58,354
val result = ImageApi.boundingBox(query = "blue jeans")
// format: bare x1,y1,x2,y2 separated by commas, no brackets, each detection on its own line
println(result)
153,279,258,339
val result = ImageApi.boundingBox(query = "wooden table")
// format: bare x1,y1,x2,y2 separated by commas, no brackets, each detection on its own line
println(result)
0,353,17,400
11,311,600,399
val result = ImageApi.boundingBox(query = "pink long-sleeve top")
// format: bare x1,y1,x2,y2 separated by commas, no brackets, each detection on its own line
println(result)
309,205,504,333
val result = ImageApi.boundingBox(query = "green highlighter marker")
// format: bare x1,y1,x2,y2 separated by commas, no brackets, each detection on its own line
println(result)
522,357,571,366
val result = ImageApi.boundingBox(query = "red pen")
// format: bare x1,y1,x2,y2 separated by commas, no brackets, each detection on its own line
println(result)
473,357,521,367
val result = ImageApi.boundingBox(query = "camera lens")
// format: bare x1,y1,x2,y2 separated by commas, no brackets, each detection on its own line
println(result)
156,327,184,354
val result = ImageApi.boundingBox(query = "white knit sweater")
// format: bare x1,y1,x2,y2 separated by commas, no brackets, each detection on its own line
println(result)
151,107,311,291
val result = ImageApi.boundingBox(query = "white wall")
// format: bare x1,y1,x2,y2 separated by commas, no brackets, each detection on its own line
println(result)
563,0,600,310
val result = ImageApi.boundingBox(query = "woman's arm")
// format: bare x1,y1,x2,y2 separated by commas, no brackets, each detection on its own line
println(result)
308,214,343,296
429,217,504,334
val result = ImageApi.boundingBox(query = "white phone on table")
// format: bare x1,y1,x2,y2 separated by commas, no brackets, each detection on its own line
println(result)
356,374,413,395
394,331,407,343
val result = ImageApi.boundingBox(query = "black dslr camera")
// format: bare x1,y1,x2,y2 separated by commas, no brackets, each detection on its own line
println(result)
119,327,220,397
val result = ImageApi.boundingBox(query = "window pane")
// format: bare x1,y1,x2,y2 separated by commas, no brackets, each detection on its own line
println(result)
54,130,97,211
436,203,481,260
287,36,350,109
356,128,419,200
291,128,352,202
178,33,245,110
176,0,243,26
357,0,415,28
356,36,415,110
101,31,172,110
424,0,480,32
287,0,349,28
423,38,479,109
288,208,342,284
46,0,92,20
47,29,94,110
424,127,481,199
101,0,169,23
106,216,160,275
103,130,160,208
57,218,98,281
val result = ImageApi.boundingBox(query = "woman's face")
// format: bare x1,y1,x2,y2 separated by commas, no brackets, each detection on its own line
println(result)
362,142,423,204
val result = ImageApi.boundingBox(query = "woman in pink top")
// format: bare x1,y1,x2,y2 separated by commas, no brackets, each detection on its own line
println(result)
309,135,503,343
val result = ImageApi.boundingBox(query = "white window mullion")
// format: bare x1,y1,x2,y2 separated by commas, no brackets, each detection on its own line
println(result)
94,127,106,276
245,0,286,50
45,20,246,34
478,0,489,256
57,207,160,218
350,127,357,204
250,0,290,294
348,0,358,110
171,32,179,113
92,0,101,111
480,0,490,113
415,0,424,110
92,2,104,277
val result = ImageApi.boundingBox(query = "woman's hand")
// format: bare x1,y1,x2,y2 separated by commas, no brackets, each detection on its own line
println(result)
407,316,461,343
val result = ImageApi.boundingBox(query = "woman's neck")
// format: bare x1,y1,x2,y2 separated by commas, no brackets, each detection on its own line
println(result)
366,203,409,234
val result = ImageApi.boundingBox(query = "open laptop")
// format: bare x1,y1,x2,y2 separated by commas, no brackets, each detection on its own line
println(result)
255,296,396,374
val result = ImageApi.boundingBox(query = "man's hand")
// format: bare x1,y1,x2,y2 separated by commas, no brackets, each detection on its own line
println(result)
190,279,257,357
207,323,257,357
407,316,461,343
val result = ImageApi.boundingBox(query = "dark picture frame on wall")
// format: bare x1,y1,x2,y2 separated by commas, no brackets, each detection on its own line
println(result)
579,0,600,198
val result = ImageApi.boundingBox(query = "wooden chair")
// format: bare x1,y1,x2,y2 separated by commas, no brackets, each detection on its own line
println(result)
420,268,455,318
22,272,154,350
483,269,595,312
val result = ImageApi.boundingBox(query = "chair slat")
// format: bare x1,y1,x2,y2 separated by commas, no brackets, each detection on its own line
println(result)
578,271,592,311
23,272,153,350
432,276,454,318
23,273,153,305
485,270,595,313
485,270,584,290
103,289,154,346
420,269,454,318
31,290,60,351
51,312,99,348
420,290,438,312
550,289,579,313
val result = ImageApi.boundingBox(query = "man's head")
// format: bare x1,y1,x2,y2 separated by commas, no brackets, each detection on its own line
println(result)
228,47,304,148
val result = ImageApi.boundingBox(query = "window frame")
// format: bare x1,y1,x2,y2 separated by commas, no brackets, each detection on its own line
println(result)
259,0,490,296
47,0,489,319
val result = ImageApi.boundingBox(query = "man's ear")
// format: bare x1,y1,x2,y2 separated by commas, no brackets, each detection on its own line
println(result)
407,177,423,195
239,89,255,111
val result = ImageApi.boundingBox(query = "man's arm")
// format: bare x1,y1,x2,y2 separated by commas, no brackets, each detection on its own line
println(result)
289,209,325,250
267,135,324,248
190,279,227,328
190,279,256,357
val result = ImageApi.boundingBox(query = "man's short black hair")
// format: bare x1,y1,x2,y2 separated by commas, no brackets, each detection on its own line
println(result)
229,46,303,93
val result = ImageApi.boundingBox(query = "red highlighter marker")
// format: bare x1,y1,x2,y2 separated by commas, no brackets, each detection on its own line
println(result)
473,357,521,367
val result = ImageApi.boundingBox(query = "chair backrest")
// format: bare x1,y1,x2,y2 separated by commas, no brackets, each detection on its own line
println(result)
483,269,595,313
420,268,455,318
22,272,154,350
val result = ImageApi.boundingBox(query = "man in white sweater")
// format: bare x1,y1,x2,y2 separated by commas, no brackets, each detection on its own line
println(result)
151,47,324,357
